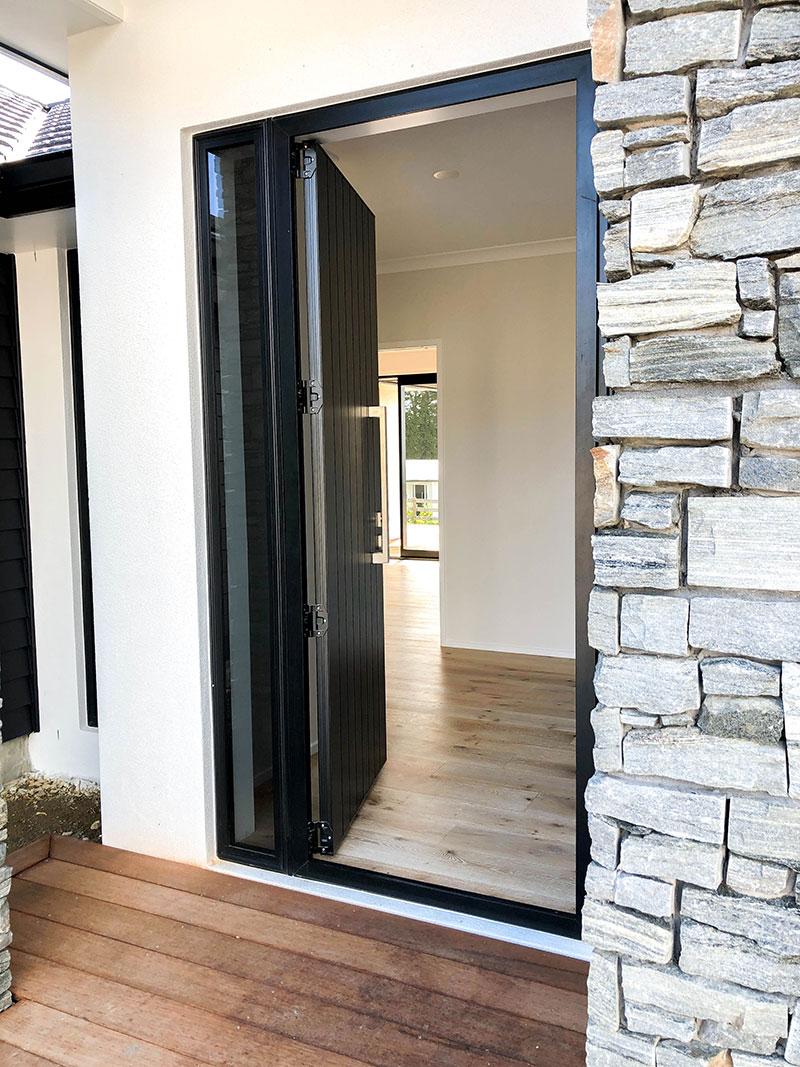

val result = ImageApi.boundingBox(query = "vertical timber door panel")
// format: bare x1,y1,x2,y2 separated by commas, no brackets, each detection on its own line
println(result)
304,145,386,850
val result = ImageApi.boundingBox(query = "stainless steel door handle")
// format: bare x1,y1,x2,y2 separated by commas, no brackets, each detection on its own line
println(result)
368,405,390,564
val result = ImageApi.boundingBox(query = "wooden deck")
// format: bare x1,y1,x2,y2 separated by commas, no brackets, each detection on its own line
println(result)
0,836,587,1066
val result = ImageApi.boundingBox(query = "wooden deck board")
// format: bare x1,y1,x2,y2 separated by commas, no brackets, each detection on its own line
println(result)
49,836,588,984
2,839,587,1066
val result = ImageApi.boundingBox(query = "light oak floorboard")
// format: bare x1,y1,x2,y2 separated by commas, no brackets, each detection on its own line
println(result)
324,559,577,912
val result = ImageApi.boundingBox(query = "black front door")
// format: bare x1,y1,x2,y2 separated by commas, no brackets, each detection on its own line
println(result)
300,144,387,851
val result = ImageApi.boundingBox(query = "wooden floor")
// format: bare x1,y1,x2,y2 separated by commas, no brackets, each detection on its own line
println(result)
326,560,577,912
1,836,587,1066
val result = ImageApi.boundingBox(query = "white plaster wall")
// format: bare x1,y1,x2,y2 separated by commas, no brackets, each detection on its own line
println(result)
379,256,576,658
65,0,588,865
15,249,99,782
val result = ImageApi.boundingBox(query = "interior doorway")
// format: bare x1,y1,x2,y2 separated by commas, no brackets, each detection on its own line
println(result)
196,52,597,937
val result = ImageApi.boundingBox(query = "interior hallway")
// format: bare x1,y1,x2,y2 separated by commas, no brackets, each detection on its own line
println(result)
327,559,577,913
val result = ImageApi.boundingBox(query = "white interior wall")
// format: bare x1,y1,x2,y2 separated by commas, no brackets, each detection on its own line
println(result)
379,255,576,658
15,248,99,781
65,0,587,868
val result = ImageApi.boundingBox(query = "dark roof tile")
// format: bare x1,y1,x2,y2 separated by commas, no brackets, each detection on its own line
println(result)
0,85,71,163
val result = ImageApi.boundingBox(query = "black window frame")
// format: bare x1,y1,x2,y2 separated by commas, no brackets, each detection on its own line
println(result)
196,51,598,940
66,249,98,730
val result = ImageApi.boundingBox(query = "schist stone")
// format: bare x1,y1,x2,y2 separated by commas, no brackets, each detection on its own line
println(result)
630,185,700,253
585,774,726,843
626,1003,697,1045
620,831,724,890
603,335,631,388
586,861,617,902
604,221,632,280
786,1015,800,1066
592,705,624,773
692,169,800,259
629,332,779,383
623,123,690,151
622,491,680,531
593,532,680,589
600,199,631,224
592,130,626,198
595,654,699,716
589,813,622,868
680,920,800,998
778,272,800,375
739,454,800,493
698,98,800,175
690,596,800,661
747,7,800,65
586,1023,660,1067
737,258,775,310
740,309,776,340
620,594,689,656
593,394,733,440
589,587,620,655
727,853,795,900
785,662,800,740
597,261,740,337
583,899,674,963
625,142,691,190
592,444,621,528
786,662,800,801
687,496,800,592
621,962,788,1043
633,249,692,270
587,951,622,1031
776,251,800,270
619,446,732,488
627,0,740,17
657,1041,739,1067
697,695,784,745
623,727,788,796
728,794,800,868
625,11,741,76
700,657,781,698
682,886,800,958
740,388,800,448
594,74,691,129
696,59,800,119
614,872,677,920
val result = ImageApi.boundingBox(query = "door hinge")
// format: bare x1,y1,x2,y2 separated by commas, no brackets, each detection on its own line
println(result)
308,820,334,855
304,604,328,638
298,378,323,415
293,144,316,180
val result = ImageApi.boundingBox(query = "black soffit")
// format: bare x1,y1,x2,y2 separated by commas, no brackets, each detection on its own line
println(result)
0,150,74,218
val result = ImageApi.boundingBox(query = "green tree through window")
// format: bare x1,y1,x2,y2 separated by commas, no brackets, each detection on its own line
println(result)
404,387,438,459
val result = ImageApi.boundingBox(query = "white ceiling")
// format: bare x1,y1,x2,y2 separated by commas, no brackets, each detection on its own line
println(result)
324,89,576,264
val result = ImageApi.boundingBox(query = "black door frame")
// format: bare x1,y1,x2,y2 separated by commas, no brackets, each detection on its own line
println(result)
197,51,598,940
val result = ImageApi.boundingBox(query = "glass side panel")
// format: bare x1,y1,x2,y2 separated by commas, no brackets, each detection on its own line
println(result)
401,383,439,554
206,142,275,851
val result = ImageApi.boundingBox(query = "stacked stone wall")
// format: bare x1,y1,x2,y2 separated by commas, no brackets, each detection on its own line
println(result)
585,2,800,1064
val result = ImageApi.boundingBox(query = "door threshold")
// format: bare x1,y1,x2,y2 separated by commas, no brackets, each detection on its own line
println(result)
209,856,590,962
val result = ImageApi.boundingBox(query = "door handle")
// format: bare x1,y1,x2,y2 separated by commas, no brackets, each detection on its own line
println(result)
368,405,390,564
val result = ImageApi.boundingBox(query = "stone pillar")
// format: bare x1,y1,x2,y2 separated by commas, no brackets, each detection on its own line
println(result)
584,2,800,1065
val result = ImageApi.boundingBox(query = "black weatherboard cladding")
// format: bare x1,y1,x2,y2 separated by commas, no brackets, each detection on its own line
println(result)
0,254,38,740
